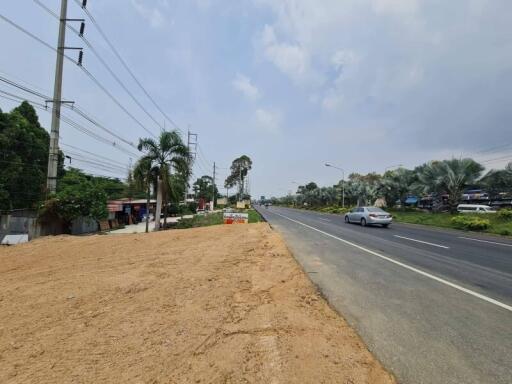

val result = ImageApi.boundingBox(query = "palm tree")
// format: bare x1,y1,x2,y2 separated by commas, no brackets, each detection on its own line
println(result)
138,131,191,231
379,168,417,207
133,157,158,233
417,158,483,212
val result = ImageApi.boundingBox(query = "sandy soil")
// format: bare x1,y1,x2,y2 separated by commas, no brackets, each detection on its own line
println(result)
0,223,395,384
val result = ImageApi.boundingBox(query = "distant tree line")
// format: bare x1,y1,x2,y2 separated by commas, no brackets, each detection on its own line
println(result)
275,158,512,213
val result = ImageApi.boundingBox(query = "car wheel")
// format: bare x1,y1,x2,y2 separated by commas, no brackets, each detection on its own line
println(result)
345,215,350,223
361,218,367,227
382,224,389,228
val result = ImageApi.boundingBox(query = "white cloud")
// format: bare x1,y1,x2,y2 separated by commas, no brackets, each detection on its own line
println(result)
255,108,282,134
322,92,344,111
331,50,360,71
131,0,166,29
232,74,261,100
372,0,419,15
259,25,316,85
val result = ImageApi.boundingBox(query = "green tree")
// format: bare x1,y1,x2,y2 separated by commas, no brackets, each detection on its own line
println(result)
225,155,252,201
40,168,108,231
417,158,484,212
0,102,49,210
479,162,512,196
138,130,191,231
379,168,417,207
193,175,218,202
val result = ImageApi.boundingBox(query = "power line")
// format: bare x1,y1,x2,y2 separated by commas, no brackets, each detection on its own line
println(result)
61,143,130,168
33,0,166,133
0,78,139,155
73,0,184,135
62,149,129,171
0,74,51,99
0,90,139,158
0,12,157,138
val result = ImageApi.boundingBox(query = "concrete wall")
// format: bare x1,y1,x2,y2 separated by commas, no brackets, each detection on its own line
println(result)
70,217,98,235
1,213,97,240
0,215,40,240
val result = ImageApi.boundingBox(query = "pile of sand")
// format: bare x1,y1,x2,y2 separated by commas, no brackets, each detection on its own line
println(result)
0,223,394,383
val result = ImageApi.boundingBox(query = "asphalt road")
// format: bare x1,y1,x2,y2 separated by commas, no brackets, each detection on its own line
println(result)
255,206,512,384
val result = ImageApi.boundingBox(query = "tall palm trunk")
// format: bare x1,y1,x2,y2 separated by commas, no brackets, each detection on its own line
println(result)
155,177,163,231
163,197,168,228
145,183,150,233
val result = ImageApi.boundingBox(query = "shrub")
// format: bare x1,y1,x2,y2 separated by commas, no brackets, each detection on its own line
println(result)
497,209,512,221
451,215,490,231
187,201,198,214
498,228,511,236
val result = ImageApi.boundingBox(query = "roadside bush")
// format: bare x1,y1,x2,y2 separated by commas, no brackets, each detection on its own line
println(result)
496,208,512,221
451,215,490,231
187,201,198,214
498,228,511,236
319,206,350,215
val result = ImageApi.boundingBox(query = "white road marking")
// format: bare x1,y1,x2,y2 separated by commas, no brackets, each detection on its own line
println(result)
458,236,512,248
394,235,450,249
271,210,512,312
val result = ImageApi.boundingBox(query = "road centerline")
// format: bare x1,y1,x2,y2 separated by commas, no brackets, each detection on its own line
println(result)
458,236,512,248
394,235,450,249
270,209,512,312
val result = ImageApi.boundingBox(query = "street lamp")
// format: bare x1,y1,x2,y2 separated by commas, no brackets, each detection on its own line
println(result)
325,163,345,208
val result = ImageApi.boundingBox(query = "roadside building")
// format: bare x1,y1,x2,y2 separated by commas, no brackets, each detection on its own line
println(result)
107,198,156,225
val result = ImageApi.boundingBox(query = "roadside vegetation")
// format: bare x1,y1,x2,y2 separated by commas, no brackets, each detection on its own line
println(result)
271,157,512,237
175,212,224,229
390,209,512,236
175,208,262,229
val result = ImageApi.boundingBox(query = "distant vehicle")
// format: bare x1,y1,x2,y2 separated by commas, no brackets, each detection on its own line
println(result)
457,204,496,213
345,207,392,227
462,190,490,201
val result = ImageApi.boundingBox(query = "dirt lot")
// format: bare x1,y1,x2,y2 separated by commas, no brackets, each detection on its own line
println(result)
0,223,395,384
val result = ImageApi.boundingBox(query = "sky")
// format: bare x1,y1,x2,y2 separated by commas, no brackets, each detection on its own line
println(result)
1,0,511,198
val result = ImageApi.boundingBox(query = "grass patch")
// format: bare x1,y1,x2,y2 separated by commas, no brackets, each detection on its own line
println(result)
175,212,223,229
389,209,512,237
174,209,263,229
248,209,262,223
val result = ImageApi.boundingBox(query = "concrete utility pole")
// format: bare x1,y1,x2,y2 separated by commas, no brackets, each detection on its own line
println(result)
212,162,216,211
46,0,68,194
185,129,198,202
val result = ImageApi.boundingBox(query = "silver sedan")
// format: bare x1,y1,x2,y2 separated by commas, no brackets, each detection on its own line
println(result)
345,207,392,227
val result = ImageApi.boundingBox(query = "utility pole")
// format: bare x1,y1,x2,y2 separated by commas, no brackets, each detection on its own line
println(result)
46,0,68,195
185,129,198,202
212,162,216,211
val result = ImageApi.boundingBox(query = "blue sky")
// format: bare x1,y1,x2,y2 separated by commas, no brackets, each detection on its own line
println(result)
1,0,511,198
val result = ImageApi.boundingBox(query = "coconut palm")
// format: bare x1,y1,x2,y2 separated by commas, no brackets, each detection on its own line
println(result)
138,130,191,231
133,157,157,233
417,158,483,212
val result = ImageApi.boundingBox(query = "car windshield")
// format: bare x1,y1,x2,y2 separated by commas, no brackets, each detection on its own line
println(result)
367,208,385,213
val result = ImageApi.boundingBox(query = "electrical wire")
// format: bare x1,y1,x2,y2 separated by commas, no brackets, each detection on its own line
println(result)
0,12,157,138
62,150,129,172
0,74,138,148
33,0,166,134
61,143,130,168
73,0,184,135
